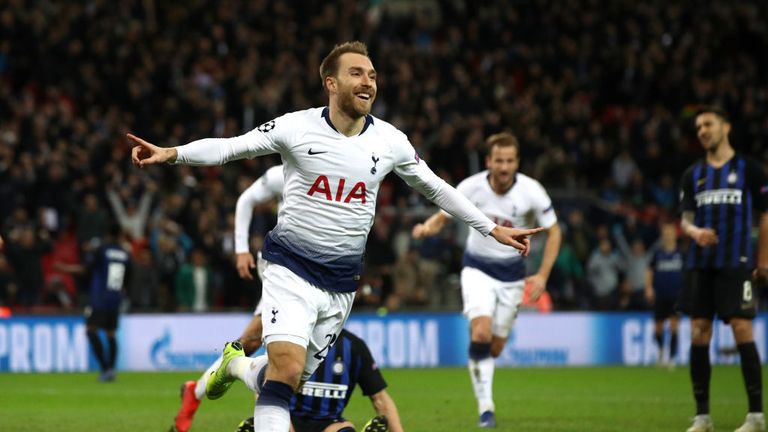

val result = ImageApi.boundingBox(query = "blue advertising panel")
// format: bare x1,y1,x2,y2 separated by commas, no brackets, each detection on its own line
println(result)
1,312,766,371
0,316,92,372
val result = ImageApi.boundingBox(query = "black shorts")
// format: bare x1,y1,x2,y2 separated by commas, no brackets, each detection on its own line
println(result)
680,268,756,323
84,307,119,331
291,416,344,432
653,297,679,321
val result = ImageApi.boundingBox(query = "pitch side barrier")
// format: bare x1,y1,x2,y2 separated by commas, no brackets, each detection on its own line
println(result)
0,312,765,372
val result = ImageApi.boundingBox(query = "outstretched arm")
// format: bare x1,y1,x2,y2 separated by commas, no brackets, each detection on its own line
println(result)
128,119,283,168
369,389,404,432
128,134,178,167
396,162,542,253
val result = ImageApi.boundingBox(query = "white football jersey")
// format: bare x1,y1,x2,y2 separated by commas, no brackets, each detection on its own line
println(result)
234,164,284,254
175,107,495,292
445,171,557,281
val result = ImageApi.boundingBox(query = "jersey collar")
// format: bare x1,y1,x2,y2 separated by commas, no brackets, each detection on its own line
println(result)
485,171,517,195
322,107,374,136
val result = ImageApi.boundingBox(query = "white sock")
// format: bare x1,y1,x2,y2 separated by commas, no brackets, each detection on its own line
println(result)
469,357,495,414
253,404,291,431
228,354,269,394
194,356,223,400
253,380,293,432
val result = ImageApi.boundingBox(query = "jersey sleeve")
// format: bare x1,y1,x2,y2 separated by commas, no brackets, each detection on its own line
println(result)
175,114,294,166
353,337,387,396
391,134,496,236
234,165,284,253
529,179,557,228
678,165,696,214
439,178,471,218
745,156,768,212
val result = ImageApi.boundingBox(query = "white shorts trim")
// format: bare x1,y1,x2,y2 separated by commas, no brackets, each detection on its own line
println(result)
461,267,524,338
263,334,306,348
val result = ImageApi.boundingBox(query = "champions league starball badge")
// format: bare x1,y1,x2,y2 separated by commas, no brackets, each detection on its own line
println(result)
257,120,276,133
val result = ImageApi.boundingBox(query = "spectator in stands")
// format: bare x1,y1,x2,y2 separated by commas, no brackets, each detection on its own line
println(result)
613,225,655,311
2,1,768,310
175,248,213,312
586,237,623,310
5,224,52,307
75,193,110,250
388,246,435,311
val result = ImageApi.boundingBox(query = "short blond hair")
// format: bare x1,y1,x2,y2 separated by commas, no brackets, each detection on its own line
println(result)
486,131,519,152
319,41,370,93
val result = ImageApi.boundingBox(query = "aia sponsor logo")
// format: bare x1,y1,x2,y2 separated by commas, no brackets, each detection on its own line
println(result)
307,176,367,204
491,216,514,228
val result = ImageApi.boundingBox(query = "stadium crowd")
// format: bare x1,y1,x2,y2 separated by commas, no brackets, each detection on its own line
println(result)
0,0,767,313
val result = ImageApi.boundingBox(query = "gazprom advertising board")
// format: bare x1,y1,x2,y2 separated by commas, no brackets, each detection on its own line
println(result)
0,312,765,372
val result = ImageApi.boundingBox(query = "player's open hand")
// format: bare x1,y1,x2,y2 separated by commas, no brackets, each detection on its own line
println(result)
524,274,547,301
489,226,544,256
236,252,256,280
691,227,718,247
127,133,177,167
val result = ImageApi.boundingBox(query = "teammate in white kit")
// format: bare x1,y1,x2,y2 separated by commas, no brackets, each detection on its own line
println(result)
171,164,283,432
129,41,543,432
412,131,562,428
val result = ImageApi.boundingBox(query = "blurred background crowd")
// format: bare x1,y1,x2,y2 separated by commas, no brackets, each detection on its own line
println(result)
1,0,767,314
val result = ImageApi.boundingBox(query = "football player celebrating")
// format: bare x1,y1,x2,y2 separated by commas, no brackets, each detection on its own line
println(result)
130,41,543,432
412,131,561,428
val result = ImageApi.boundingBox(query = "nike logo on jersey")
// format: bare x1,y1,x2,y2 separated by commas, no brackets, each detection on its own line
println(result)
308,149,328,155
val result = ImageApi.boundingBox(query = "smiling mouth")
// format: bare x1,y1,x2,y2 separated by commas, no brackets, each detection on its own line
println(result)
355,92,371,101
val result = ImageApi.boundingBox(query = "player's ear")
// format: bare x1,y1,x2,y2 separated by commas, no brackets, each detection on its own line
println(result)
325,76,337,93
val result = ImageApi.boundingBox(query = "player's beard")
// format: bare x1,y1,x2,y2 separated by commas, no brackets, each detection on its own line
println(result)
338,87,374,119
490,170,515,192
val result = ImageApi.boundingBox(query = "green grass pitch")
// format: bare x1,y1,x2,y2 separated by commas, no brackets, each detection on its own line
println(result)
0,366,756,431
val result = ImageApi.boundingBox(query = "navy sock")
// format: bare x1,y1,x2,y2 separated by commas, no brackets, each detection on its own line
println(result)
107,336,117,370
690,345,711,415
469,342,492,361
738,342,763,413
654,332,663,351
670,332,678,360
86,331,107,371
256,380,294,409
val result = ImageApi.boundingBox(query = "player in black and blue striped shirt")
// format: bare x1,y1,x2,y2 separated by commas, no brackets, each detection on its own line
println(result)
645,223,683,367
57,224,131,382
679,106,768,432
